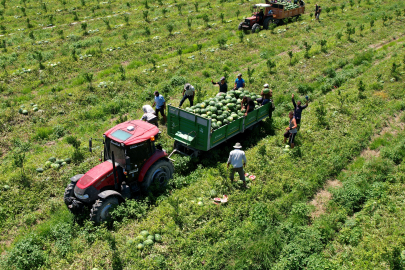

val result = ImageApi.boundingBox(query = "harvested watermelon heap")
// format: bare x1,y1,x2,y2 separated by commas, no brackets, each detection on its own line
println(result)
184,88,262,130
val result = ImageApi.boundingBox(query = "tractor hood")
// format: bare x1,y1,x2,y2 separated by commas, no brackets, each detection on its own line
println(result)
76,161,115,190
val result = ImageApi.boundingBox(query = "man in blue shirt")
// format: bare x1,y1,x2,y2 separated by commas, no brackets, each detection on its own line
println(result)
233,73,245,90
152,91,167,124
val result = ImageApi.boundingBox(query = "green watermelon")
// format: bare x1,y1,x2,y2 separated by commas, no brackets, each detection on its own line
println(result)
144,239,154,246
210,107,217,113
33,107,39,112
217,110,223,115
231,98,237,103
49,157,56,162
223,119,229,125
225,95,232,100
140,230,149,237
227,116,234,122
22,110,28,115
190,106,196,110
201,114,207,118
217,95,225,100
55,159,63,165
44,161,52,168
195,108,201,114
154,234,162,243
209,101,216,106
212,123,218,129
64,158,71,164
137,243,144,250
3,185,10,191
136,235,145,242
18,108,23,114
210,190,217,198
217,115,224,121
36,168,44,173
206,111,212,116
217,121,222,126
147,235,155,241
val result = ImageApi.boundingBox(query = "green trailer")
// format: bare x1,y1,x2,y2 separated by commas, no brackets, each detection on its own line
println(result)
167,102,272,157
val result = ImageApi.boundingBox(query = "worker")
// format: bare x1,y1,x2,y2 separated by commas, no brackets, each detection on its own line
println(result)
292,93,308,128
233,73,245,90
283,111,298,148
227,142,248,189
179,83,195,108
140,105,158,127
257,8,264,24
256,84,271,105
299,0,305,6
211,76,228,94
152,91,167,124
241,96,255,116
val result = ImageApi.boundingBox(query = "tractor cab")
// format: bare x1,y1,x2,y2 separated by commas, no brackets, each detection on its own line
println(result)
103,120,161,182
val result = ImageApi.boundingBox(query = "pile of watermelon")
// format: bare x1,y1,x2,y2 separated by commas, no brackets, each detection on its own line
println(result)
36,157,71,173
184,89,262,130
126,230,163,251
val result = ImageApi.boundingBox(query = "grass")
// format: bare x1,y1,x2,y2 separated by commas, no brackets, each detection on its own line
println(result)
0,0,405,268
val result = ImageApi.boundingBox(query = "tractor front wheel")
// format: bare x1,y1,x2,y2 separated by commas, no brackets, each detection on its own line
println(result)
141,159,174,193
90,196,119,223
252,23,260,33
64,182,76,212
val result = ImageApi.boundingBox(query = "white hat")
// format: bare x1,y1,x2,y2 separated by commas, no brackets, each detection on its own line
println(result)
233,142,242,148
263,84,269,88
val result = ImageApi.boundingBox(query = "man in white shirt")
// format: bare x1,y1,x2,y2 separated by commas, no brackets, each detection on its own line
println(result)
140,105,158,127
227,142,248,188
179,83,195,108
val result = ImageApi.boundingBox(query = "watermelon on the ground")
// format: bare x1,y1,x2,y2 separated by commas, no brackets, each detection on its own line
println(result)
154,234,162,243
36,168,44,173
210,190,217,198
144,239,154,246
140,230,149,237
49,157,56,162
137,243,144,250
147,235,154,241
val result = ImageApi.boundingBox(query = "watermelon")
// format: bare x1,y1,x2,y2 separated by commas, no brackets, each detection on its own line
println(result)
190,106,196,110
227,116,234,122
217,121,222,126
44,161,52,168
147,235,155,241
36,168,44,173
210,107,217,113
217,95,225,100
211,123,218,129
64,158,71,164
231,98,237,103
51,163,60,169
235,90,242,97
195,108,201,114
231,113,238,118
200,102,206,108
217,110,223,115
18,108,23,114
241,109,246,113
206,111,212,116
49,157,56,162
154,234,162,243
144,239,154,246
61,162,67,166
201,114,207,118
33,107,39,112
137,243,144,250
215,103,222,110
22,110,28,115
225,95,232,100
140,230,149,237
209,101,216,106
210,190,217,198
217,115,224,121
223,119,229,125
55,159,63,165
201,108,207,114
136,235,145,242
3,185,10,191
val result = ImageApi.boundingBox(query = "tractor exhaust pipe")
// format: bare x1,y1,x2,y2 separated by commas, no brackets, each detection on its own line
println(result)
111,151,119,191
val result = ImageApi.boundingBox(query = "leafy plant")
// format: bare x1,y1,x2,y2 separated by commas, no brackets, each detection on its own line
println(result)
267,59,276,74
66,136,84,163
288,50,293,65
83,72,94,90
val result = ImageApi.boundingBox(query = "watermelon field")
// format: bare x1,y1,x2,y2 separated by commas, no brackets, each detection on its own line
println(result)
1,0,405,268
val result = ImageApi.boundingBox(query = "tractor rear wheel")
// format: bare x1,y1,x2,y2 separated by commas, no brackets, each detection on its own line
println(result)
141,159,174,193
90,196,119,223
263,17,272,30
238,22,243,30
251,23,260,33
64,182,76,212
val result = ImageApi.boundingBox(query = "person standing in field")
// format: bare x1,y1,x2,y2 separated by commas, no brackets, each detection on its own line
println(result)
227,142,248,189
179,83,195,108
212,76,228,94
284,111,298,148
292,93,308,129
234,73,246,90
152,91,167,124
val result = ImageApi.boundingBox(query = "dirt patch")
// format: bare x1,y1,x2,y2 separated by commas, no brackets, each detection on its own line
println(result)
45,141,56,147
310,180,342,219
360,149,380,158
368,33,405,50
278,46,301,56
121,61,130,66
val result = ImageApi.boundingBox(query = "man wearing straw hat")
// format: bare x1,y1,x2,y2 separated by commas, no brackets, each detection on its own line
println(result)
227,142,248,189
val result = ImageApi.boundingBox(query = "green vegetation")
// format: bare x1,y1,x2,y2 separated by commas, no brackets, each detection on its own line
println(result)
0,0,404,269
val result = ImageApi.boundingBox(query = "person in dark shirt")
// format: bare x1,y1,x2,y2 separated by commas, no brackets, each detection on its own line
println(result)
292,93,308,127
241,96,255,116
211,76,228,94
257,8,264,24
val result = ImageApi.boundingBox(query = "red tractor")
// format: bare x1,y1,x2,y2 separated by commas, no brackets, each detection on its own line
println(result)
64,120,174,223
238,3,305,33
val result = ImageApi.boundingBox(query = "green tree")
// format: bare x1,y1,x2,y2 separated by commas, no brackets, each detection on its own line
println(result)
288,50,293,65
320,39,327,53
83,72,94,90
33,51,45,70
220,12,225,23
123,33,128,46
194,2,199,12
358,79,366,99
167,23,174,35
12,140,31,179
267,59,276,74
346,22,355,40
143,10,149,22
247,67,255,83
340,3,345,13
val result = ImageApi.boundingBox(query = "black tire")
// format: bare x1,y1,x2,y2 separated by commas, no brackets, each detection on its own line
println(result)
273,19,280,26
64,182,75,210
263,17,272,30
251,23,260,33
90,196,119,223
141,159,174,193
238,22,243,30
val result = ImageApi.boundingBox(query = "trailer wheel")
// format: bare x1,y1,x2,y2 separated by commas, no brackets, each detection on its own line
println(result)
64,182,76,212
142,159,174,193
252,23,260,33
238,22,243,30
263,17,272,30
90,196,119,223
